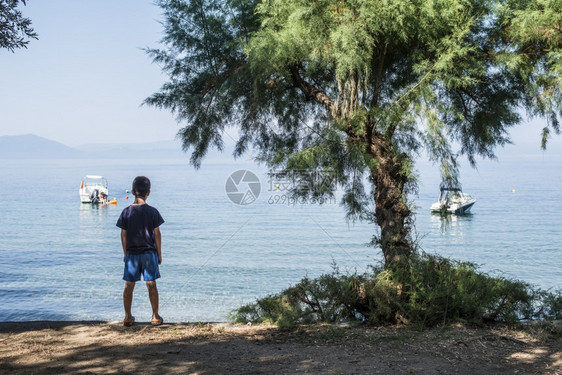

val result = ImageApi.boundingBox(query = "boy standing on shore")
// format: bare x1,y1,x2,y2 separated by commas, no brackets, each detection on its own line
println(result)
116,176,165,326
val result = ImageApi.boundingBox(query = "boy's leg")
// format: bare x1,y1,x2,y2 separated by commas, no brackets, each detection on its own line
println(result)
123,281,136,321
146,281,160,321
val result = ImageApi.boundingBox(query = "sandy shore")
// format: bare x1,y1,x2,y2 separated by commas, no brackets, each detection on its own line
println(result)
0,320,560,374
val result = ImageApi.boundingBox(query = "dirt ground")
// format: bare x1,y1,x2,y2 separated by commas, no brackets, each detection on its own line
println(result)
0,320,560,374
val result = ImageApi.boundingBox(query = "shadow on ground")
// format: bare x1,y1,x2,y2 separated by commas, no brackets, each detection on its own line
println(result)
0,321,560,374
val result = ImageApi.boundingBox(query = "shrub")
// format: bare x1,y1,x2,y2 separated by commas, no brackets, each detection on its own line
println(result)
230,253,561,328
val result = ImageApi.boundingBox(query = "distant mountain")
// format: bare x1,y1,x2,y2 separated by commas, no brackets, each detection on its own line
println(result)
0,134,184,159
0,134,248,163
75,139,243,162
0,134,82,158
76,139,186,159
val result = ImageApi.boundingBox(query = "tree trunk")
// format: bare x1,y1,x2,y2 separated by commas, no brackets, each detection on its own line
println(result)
369,134,412,267
287,66,413,267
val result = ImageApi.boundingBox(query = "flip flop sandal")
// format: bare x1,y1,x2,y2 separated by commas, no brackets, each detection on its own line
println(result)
123,316,135,327
151,316,164,326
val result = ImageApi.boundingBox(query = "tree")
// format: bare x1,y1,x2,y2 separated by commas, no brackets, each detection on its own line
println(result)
145,0,561,268
0,0,37,52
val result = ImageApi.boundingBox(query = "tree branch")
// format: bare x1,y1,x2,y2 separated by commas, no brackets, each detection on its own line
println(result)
288,64,335,114
371,43,388,108
458,87,481,107
455,89,469,115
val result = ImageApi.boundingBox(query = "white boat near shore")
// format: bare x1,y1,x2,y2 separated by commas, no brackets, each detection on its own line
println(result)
430,188,476,215
79,175,108,204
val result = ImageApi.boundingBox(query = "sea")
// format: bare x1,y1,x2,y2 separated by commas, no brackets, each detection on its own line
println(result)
0,147,560,323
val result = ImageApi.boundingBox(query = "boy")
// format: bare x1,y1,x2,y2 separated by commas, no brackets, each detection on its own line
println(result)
116,176,165,326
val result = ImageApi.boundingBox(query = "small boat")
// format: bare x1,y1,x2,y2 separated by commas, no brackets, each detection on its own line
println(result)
80,175,109,204
430,188,476,215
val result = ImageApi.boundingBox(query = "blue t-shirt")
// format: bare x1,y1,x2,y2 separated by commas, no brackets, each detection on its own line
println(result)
116,204,165,254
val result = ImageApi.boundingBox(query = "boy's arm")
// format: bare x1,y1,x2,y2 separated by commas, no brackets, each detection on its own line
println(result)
121,229,127,262
154,227,162,265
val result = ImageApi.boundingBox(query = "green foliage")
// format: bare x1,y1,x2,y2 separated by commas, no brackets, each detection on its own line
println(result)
146,0,559,176
230,272,367,329
0,0,37,52
231,253,561,328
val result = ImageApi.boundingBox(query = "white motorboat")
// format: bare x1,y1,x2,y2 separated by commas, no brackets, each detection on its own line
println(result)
430,188,476,215
80,175,108,204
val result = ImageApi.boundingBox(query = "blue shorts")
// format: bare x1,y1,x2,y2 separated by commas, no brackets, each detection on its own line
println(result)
123,252,160,282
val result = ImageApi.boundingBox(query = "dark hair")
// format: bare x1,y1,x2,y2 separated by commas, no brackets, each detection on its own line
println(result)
132,176,151,197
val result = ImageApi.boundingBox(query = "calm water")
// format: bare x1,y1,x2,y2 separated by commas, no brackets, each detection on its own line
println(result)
0,151,560,322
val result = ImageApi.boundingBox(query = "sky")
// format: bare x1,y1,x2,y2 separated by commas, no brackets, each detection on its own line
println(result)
0,0,178,147
0,0,560,154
